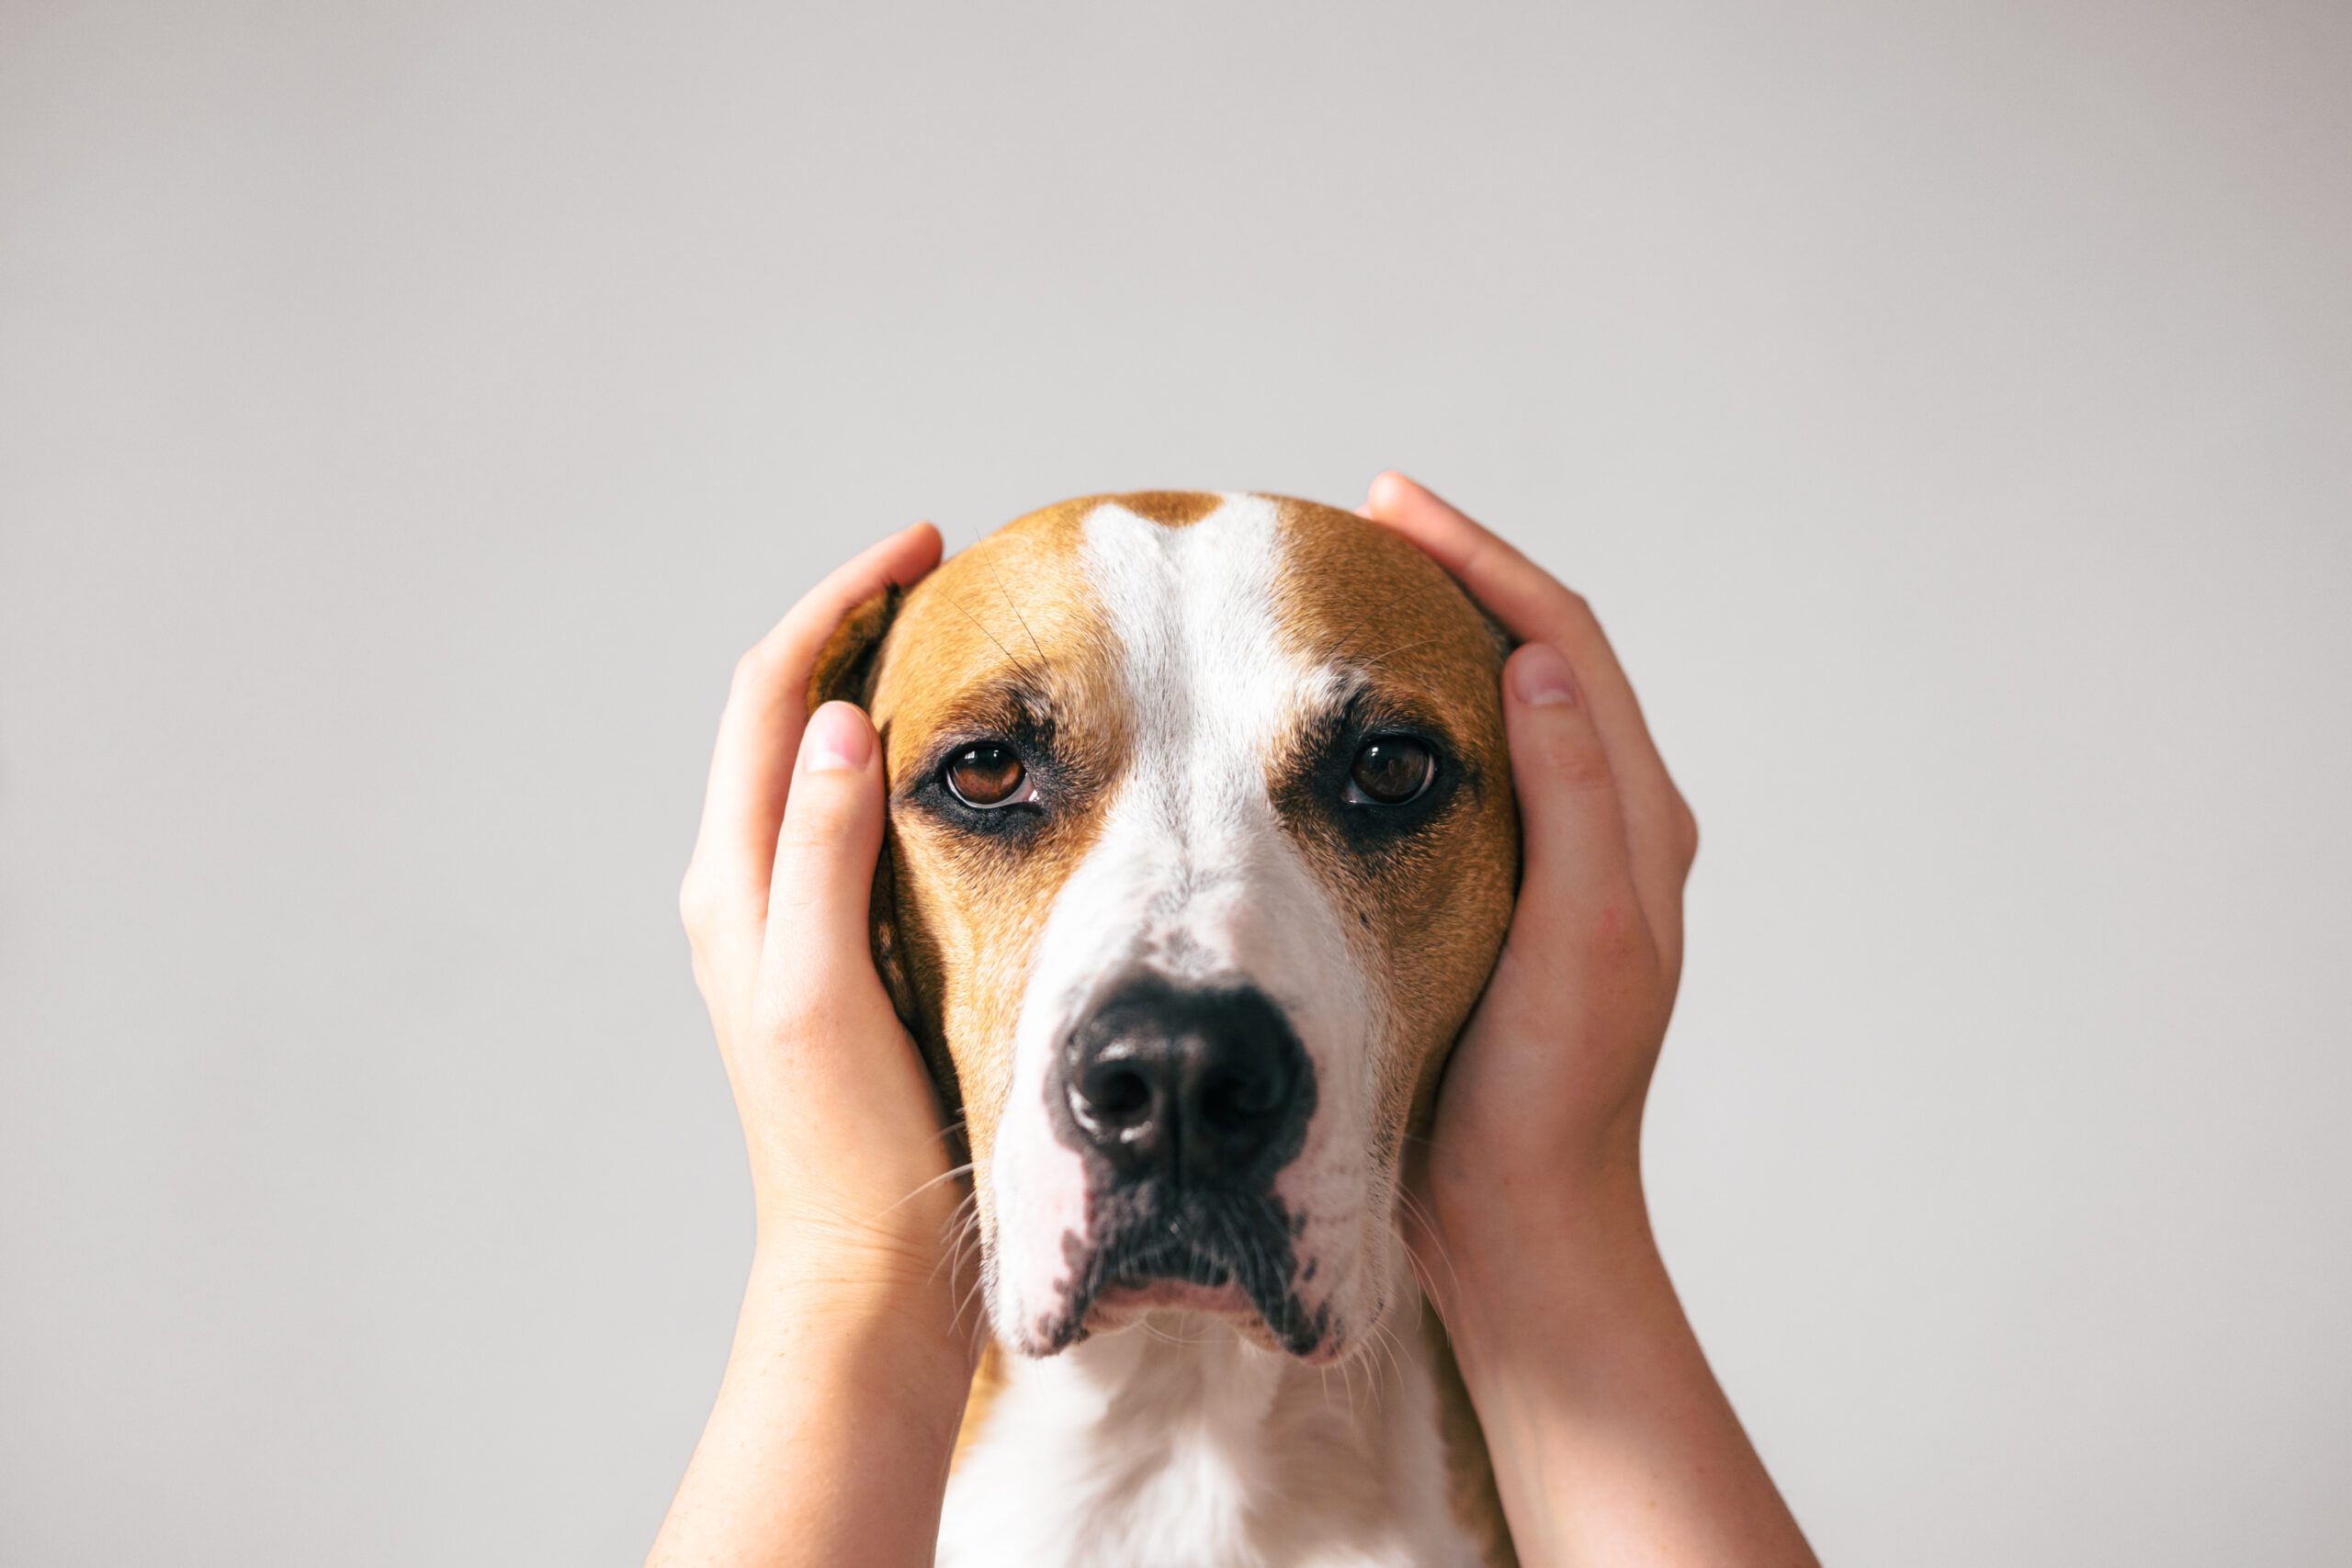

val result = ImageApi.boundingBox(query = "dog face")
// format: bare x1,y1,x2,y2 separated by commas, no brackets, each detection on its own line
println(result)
827,492,1516,1362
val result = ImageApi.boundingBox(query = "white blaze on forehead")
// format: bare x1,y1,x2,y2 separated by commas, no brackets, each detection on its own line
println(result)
985,494,1385,1348
1086,496,1314,868
1072,494,1359,996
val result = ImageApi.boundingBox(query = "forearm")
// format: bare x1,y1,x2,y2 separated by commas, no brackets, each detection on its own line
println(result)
1447,1177,1816,1568
648,1251,973,1568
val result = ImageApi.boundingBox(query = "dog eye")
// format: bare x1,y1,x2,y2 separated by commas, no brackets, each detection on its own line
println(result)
944,742,1030,808
1344,736,1435,806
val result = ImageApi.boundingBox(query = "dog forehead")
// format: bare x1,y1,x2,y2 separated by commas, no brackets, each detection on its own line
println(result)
868,490,1502,746
1262,495,1508,705
866,497,1100,734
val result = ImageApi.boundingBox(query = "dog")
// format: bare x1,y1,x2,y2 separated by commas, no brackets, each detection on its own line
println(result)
809,491,1521,1566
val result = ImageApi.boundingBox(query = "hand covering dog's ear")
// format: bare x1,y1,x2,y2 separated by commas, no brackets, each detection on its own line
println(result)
805,586,959,1124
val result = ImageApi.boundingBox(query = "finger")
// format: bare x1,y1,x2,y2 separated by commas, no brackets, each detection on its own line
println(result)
1365,472,1668,789
1495,643,1658,989
684,522,940,966
756,701,896,1026
1365,473,1696,951
741,702,950,1232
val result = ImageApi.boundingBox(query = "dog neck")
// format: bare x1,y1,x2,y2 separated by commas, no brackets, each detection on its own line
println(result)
938,1260,1493,1568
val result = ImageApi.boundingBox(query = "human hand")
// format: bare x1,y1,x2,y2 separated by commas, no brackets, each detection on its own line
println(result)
676,521,967,1316
652,523,979,1568
1364,474,1701,1326
1367,476,1813,1566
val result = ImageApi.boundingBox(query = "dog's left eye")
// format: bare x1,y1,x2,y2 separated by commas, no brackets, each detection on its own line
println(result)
1343,735,1435,806
944,742,1032,808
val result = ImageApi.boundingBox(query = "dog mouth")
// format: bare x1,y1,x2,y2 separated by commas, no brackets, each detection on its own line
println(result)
1095,1236,1238,1304
1044,1195,1329,1357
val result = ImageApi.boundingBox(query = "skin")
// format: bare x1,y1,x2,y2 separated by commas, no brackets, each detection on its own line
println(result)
647,476,1818,1568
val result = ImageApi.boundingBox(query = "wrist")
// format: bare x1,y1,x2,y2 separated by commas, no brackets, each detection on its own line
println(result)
1435,1155,1661,1370
748,1231,979,1381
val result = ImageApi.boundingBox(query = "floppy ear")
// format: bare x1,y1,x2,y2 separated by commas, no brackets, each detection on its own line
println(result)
802,586,956,1115
805,584,901,716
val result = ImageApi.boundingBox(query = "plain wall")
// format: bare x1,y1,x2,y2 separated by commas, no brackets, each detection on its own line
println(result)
4,2,2347,1562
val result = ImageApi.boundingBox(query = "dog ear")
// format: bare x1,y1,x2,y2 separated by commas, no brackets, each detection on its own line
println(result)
804,583,908,1010
801,587,960,1126
805,583,902,712
803,584,915,1034
1477,604,1518,663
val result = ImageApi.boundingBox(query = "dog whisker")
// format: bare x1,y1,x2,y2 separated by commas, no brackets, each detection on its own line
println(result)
1394,1185,1466,1317
987,556,1047,671
1351,632,1450,676
880,1161,976,1222
939,589,1043,691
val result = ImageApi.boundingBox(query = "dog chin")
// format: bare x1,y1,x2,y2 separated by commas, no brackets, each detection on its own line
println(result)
1015,1298,1351,1363
1088,1279,1336,1351
1094,1277,1257,1317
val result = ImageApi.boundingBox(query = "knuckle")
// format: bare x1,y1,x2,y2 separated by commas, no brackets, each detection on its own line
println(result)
677,871,713,934
1544,585,1595,637
730,639,785,694
679,866,756,942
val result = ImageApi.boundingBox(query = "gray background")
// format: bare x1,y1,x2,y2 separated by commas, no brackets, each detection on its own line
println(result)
4,2,2346,1562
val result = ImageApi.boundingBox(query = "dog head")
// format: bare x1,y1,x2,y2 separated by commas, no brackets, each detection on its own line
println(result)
814,492,1516,1362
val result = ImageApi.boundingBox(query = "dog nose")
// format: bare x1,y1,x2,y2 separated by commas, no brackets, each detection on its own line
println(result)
1061,979,1310,1188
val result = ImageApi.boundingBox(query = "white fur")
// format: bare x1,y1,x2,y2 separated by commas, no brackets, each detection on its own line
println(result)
984,496,1381,1351
948,496,1478,1563
942,1258,1476,1568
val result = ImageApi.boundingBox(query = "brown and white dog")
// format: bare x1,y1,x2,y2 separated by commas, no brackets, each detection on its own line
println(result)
810,491,1521,1566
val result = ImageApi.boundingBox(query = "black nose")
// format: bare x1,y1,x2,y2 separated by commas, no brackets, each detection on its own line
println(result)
1058,978,1311,1189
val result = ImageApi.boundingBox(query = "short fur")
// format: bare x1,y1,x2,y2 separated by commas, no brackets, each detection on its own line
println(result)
810,492,1519,1564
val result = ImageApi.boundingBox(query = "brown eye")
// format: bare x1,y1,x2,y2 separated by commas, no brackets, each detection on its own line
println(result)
944,742,1027,808
1348,736,1435,806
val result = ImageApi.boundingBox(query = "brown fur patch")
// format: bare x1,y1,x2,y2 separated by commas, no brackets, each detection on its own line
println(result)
859,498,1131,1256
1263,494,1520,1143
806,585,901,712
1092,489,1229,528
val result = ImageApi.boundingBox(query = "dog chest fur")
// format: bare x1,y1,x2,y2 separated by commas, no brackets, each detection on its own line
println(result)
940,1271,1482,1567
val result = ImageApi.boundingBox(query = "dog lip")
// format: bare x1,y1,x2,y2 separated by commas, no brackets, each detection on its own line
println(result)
1029,1202,1336,1359
1093,1278,1254,1315
1102,1240,1234,1291
1046,1219,1331,1359
1068,1238,1240,1325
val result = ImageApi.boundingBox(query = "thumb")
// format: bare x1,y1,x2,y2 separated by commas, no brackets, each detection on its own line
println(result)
1500,643,1645,953
760,700,892,1007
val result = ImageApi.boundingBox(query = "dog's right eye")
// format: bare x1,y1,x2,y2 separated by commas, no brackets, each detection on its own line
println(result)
944,742,1030,808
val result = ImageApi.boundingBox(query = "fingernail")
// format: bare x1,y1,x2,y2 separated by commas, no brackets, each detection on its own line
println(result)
1511,644,1578,707
800,701,873,772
